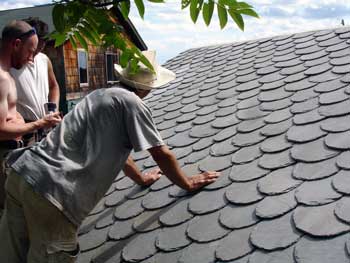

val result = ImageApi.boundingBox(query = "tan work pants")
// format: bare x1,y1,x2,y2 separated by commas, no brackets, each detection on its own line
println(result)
0,169,79,263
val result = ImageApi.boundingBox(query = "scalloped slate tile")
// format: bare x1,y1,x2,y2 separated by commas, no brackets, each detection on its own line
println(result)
313,78,348,93
290,98,319,114
186,213,230,243
319,88,349,105
286,123,326,143
192,112,216,125
334,196,350,224
237,105,269,120
159,198,194,226
198,155,232,172
114,198,144,220
260,118,292,136
212,115,240,128
237,96,260,110
294,234,350,263
210,138,238,156
121,230,159,262
248,246,294,263
188,187,228,215
293,108,325,125
255,189,297,219
258,166,301,195
167,130,199,147
155,223,191,252
132,209,162,233
293,202,350,237
204,167,233,190
231,144,262,164
336,151,350,169
260,134,292,153
141,188,177,210
291,138,339,162
177,240,220,263
332,170,350,194
292,156,338,180
232,130,265,147
115,176,135,190
213,126,237,142
260,97,293,111
185,147,210,165
250,211,301,250
325,131,350,150
258,149,295,169
237,119,265,133
79,227,109,252
291,88,318,102
259,88,293,102
230,159,270,182
263,108,292,124
219,203,259,229
108,219,135,241
192,137,213,151
304,62,332,75
295,176,342,205
215,226,255,261
225,180,264,204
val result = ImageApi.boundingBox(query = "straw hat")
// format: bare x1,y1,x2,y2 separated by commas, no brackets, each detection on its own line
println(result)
114,50,176,90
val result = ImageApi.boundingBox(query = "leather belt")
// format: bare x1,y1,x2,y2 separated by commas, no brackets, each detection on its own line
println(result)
0,140,24,149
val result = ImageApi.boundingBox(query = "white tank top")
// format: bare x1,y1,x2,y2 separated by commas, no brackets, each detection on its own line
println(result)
10,52,49,120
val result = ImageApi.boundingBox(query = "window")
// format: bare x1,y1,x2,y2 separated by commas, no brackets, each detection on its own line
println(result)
105,52,118,83
77,49,88,86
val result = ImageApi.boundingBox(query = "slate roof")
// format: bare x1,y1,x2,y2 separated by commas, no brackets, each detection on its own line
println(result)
77,27,350,263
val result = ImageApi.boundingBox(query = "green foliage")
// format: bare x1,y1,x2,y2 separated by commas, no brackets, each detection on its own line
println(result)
50,0,258,72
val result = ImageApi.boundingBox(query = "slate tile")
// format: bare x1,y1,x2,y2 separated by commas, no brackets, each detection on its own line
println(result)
168,130,199,147
309,71,340,83
76,250,95,263
79,227,109,252
325,131,350,150
105,188,128,207
286,122,326,143
260,133,292,153
174,122,192,133
318,36,343,47
304,63,332,76
212,115,240,128
293,34,314,43
273,53,299,63
293,202,350,237
237,87,260,100
258,72,286,84
141,188,177,210
157,118,178,130
230,159,269,182
284,72,307,83
319,99,350,117
258,88,293,102
300,49,328,61
284,80,315,94
215,226,255,261
114,198,144,220
204,167,233,190
236,67,256,77
196,105,218,116
185,147,210,165
215,89,238,100
219,203,259,229
260,118,292,137
329,47,350,58
188,187,228,215
261,98,292,112
260,80,285,91
155,223,191,252
248,246,294,263
213,126,237,142
250,211,301,250
334,196,350,223
295,176,342,205
121,230,159,262
263,108,292,124
313,78,347,93
232,130,265,147
256,189,297,219
231,144,262,164
295,39,318,49
332,64,350,74
108,219,135,241
332,170,350,195
177,240,220,263
192,137,213,151
290,98,319,114
291,87,319,103
236,73,260,83
159,198,194,226
254,59,274,68
293,156,338,181
225,180,264,204
215,105,238,117
115,176,135,190
237,106,269,120
132,209,162,233
257,65,280,75
259,149,295,170
336,151,350,169
198,155,232,172
295,45,324,55
192,112,216,125
257,166,301,195
143,156,157,169
210,138,238,156
295,234,350,263
131,151,150,161
237,96,260,110
217,97,239,108
319,88,349,105
237,119,265,133
196,96,220,107
186,213,230,243
293,108,325,125
303,56,329,67
291,138,339,162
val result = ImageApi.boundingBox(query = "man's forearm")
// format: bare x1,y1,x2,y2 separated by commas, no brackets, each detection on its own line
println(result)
123,155,145,185
0,120,43,140
49,86,60,110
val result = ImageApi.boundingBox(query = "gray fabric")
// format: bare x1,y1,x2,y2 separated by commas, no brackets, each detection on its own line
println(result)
7,86,164,226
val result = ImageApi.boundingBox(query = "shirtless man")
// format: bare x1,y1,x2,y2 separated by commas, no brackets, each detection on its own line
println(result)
0,20,61,217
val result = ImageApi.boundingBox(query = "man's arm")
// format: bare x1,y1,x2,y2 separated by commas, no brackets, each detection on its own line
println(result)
148,145,220,191
123,155,162,186
47,58,60,109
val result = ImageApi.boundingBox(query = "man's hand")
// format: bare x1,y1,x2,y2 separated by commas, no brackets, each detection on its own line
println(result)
186,171,221,192
139,168,162,186
39,112,62,129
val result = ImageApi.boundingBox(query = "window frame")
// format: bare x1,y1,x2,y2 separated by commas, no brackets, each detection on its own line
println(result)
105,51,119,84
77,48,89,87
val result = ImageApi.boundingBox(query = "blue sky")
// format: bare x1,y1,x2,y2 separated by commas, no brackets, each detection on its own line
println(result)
1,0,350,63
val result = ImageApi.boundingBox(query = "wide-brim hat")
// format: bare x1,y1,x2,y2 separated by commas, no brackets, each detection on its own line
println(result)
114,50,176,90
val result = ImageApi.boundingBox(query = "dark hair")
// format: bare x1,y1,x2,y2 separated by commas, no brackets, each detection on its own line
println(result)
22,17,48,39
2,20,36,42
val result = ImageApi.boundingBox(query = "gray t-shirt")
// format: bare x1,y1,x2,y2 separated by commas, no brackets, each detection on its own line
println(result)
8,86,164,226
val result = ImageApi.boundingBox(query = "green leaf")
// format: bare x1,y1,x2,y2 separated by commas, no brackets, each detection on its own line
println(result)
73,30,89,50
137,52,154,72
181,0,191,9
79,24,98,46
148,0,165,3
202,0,214,26
50,32,67,47
217,1,228,29
236,1,253,9
52,4,66,33
129,58,139,74
190,0,203,23
68,34,77,49
120,51,132,68
119,0,131,19
228,9,244,30
135,0,145,19
236,8,259,18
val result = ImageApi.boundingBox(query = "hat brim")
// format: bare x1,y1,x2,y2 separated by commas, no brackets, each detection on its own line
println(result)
114,64,176,91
